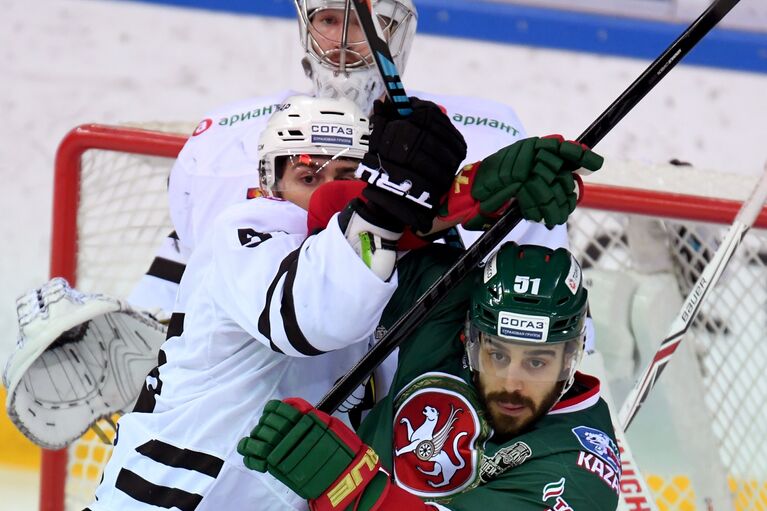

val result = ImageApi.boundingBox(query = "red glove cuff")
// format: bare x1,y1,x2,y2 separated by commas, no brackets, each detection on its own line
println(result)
438,161,482,224
306,180,429,250
309,447,382,511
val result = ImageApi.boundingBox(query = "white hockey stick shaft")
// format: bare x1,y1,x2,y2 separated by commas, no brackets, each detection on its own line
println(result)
618,161,767,431
615,432,660,511
583,352,660,510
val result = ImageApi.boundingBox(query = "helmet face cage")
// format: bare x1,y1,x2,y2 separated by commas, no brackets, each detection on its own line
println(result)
257,95,370,194
465,243,589,400
295,0,417,112
465,324,585,390
301,4,372,72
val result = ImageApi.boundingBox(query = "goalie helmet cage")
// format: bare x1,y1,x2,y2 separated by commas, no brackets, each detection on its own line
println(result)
41,124,767,511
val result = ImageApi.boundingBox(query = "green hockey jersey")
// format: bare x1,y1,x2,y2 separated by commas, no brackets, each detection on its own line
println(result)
358,245,620,511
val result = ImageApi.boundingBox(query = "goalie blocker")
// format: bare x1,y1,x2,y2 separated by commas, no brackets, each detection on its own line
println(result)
3,278,166,449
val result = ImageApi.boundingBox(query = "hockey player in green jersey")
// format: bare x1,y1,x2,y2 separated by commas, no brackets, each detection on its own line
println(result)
238,242,620,510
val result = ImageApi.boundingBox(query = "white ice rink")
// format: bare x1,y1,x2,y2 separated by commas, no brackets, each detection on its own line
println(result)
2,0,767,508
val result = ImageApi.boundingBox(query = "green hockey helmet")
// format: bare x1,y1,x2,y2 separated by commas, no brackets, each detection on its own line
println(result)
466,242,588,396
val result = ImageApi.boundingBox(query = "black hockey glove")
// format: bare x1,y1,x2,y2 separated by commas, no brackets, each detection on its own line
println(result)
356,97,467,233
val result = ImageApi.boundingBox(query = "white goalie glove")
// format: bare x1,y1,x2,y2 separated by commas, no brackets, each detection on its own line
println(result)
2,278,166,449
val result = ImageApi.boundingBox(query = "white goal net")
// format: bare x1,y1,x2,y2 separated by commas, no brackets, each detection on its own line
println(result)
42,124,767,511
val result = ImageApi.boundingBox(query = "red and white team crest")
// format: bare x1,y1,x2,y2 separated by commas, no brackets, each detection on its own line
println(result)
393,387,482,497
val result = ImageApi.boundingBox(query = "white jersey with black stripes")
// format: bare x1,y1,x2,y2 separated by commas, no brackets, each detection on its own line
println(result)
128,89,569,315
127,231,190,313
89,196,397,510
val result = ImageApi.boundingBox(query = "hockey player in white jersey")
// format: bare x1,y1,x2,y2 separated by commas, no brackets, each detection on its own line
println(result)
3,0,600,451
85,83,602,509
85,92,472,509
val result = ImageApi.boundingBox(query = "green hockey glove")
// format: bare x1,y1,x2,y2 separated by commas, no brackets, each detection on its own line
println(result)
237,398,382,510
439,135,603,229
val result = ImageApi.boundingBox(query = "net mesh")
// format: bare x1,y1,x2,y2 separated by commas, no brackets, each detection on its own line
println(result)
76,151,173,296
568,203,767,511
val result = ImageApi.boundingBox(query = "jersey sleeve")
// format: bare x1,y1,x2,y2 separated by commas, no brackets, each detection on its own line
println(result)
127,231,191,315
207,202,398,357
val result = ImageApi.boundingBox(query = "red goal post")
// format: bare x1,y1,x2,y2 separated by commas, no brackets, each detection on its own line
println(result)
50,124,187,287
43,124,187,511
42,124,767,511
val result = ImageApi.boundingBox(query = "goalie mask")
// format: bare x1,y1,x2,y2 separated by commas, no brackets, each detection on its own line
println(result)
295,0,417,112
466,243,587,407
258,95,369,200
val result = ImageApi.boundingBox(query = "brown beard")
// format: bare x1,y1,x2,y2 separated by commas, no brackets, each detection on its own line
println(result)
477,380,562,442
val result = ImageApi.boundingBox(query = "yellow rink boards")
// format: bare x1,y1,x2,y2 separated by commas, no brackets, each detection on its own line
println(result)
0,387,40,470
1,387,40,509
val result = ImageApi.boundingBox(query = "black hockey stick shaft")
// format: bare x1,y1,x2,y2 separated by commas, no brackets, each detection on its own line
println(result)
317,0,740,414
579,0,740,148
351,0,412,116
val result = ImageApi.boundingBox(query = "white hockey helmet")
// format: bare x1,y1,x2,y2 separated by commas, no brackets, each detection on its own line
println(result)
295,0,417,113
258,95,369,193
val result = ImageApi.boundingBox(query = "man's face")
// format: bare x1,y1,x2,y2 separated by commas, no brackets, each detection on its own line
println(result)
275,155,358,211
309,8,388,68
476,337,564,441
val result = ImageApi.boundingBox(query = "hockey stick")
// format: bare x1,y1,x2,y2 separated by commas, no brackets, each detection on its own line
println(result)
580,353,660,511
317,0,741,414
350,0,412,116
618,162,767,432
292,0,409,113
